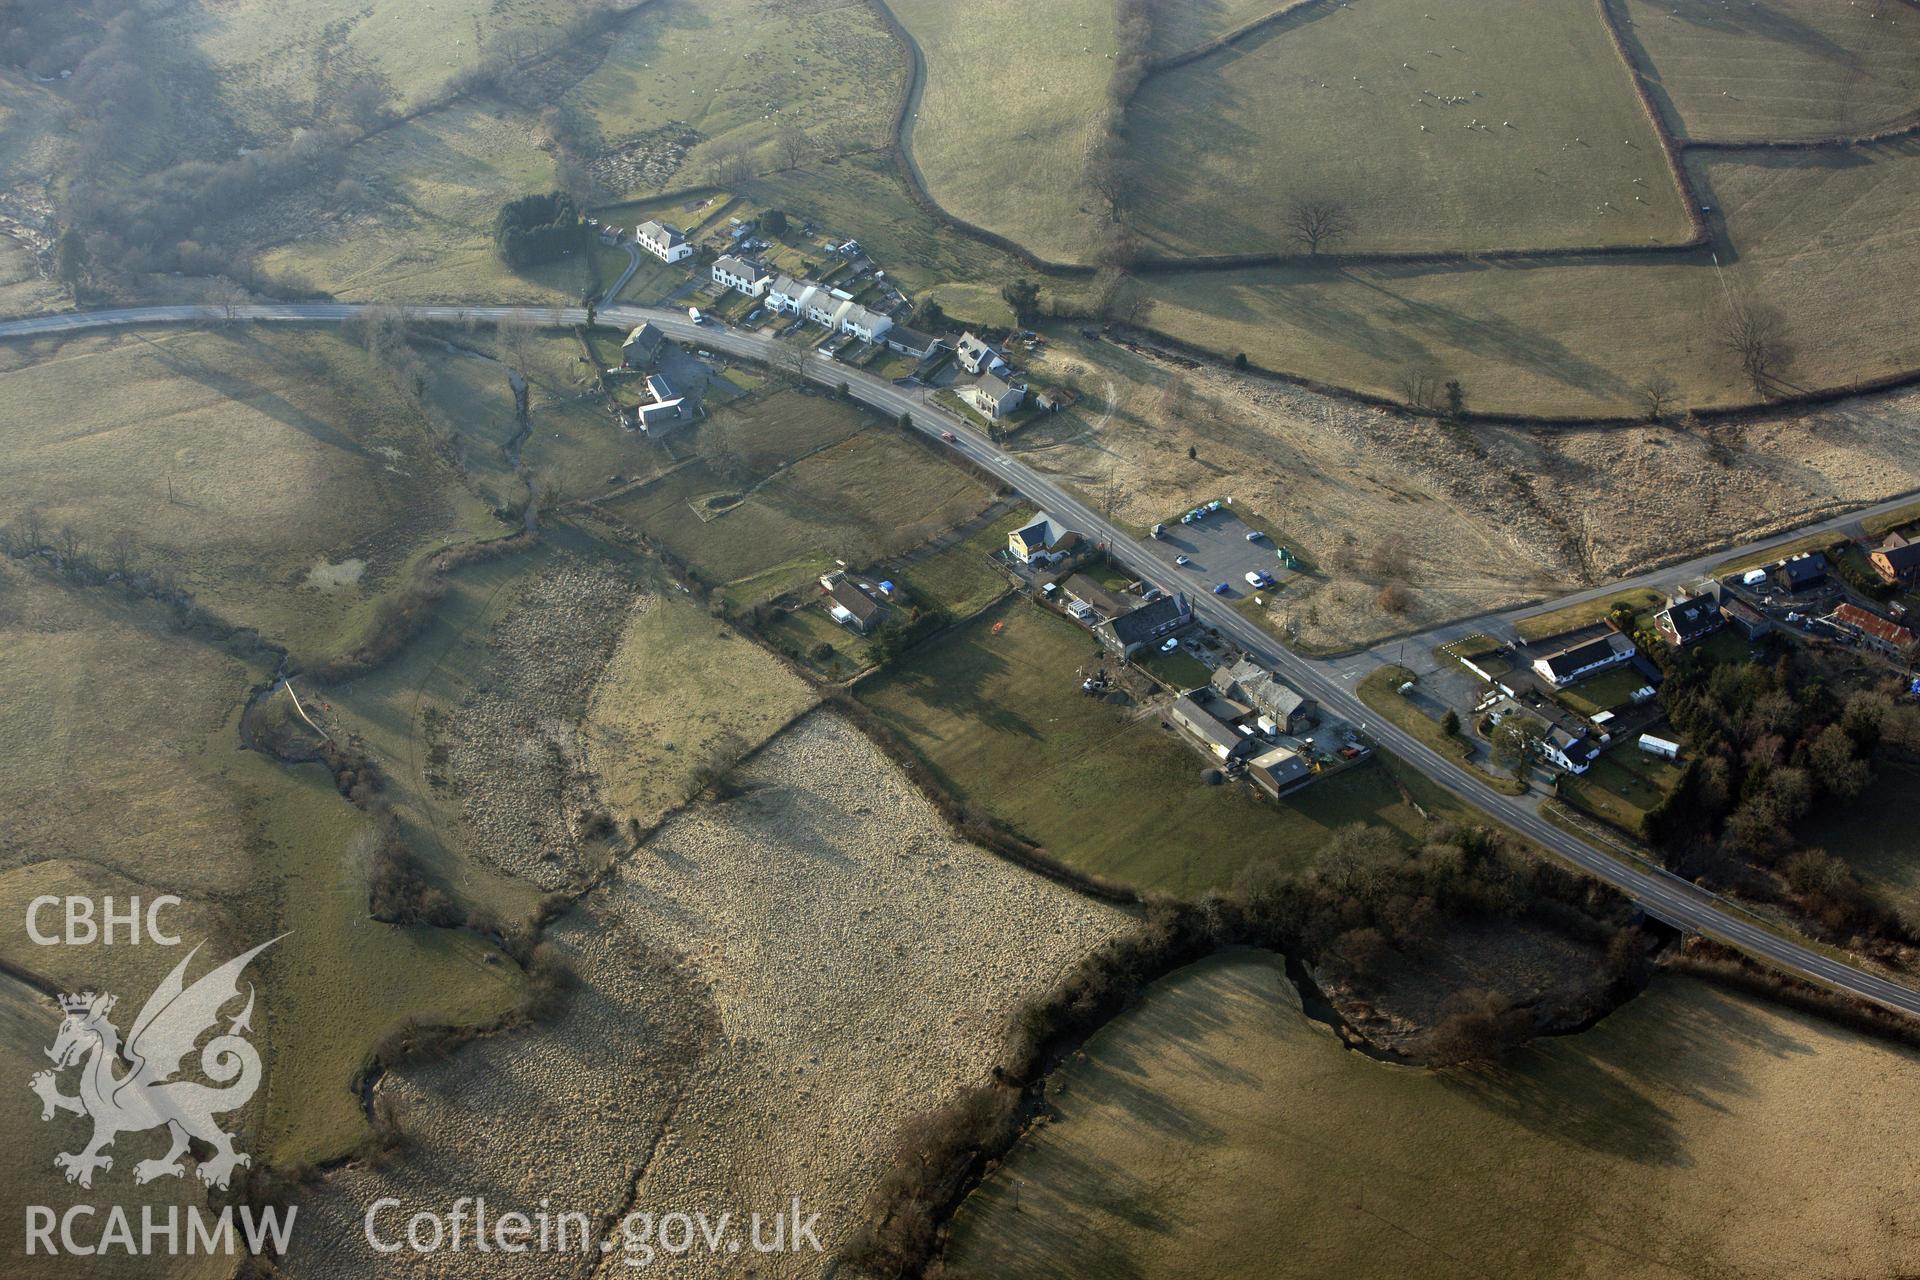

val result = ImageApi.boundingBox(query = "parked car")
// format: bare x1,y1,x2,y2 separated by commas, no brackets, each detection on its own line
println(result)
1175,555,1191,567
1212,582,1231,595
1245,530,1264,542
1338,746,1363,760
1159,637,1180,653
1245,571,1272,588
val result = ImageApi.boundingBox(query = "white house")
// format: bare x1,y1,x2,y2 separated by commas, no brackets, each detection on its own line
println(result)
766,274,892,342
1530,632,1636,687
956,331,1007,377
711,254,769,296
635,220,692,264
961,370,1024,420
1541,725,1598,774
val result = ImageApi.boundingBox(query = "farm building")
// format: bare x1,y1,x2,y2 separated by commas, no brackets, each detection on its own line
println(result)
1170,691,1259,763
1826,603,1916,657
711,255,770,296
1871,534,1920,588
1210,660,1316,735
631,371,687,434
961,371,1025,420
636,220,692,264
1530,632,1636,687
1062,574,1132,619
1722,598,1774,641
1008,513,1081,566
1772,552,1829,593
1247,745,1312,797
819,571,889,635
955,331,1008,377
1640,735,1681,760
1655,595,1725,648
621,322,667,370
1096,593,1193,660
1034,385,1078,413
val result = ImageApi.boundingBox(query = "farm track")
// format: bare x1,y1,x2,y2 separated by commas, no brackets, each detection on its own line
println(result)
5,301,1920,1021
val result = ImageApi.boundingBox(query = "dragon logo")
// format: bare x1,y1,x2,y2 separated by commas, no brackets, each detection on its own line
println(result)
28,937,280,1190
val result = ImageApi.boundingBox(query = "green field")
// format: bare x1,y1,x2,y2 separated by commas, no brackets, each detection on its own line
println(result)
1554,665,1654,718
859,599,1481,896
944,952,1920,1280
1128,0,1691,257
889,0,1118,264
0,327,499,659
1516,588,1663,641
601,388,995,606
896,507,1025,617
1619,0,1920,142
1561,747,1685,837
1148,0,1300,58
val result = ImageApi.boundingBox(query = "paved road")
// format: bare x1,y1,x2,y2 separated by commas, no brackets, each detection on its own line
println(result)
8,300,1919,1017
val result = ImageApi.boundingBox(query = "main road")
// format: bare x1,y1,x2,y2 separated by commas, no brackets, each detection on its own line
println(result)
8,300,1919,1017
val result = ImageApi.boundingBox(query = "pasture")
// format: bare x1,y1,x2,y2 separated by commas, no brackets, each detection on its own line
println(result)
888,0,1118,264
0,327,499,659
1148,0,1302,59
944,953,1920,1280
1618,0,1920,141
1561,748,1687,837
1128,0,1691,257
1808,759,1920,920
858,597,1479,897
600,388,995,605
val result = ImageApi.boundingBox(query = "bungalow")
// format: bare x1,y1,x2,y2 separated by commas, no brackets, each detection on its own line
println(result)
1097,592,1193,659
711,254,770,296
820,571,886,635
1827,602,1916,657
1034,385,1078,413
1008,513,1081,566
1772,552,1829,593
1655,595,1725,648
1871,533,1920,588
621,322,666,370
1210,659,1316,735
1541,725,1599,775
884,325,942,360
961,370,1025,420
1170,692,1260,763
1247,745,1312,797
1530,632,1636,687
635,220,693,264
955,331,1007,377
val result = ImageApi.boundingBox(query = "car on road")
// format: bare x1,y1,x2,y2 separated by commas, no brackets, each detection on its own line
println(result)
1212,582,1231,595
1159,637,1180,653
1175,554,1191,566
940,431,957,443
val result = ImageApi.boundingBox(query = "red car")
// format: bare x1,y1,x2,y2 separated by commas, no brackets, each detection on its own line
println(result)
1338,746,1363,760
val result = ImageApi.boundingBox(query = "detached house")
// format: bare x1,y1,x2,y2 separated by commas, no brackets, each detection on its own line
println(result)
635,220,693,264
621,322,666,370
1530,632,1636,688
1096,593,1192,659
1210,660,1316,735
819,571,887,635
1008,513,1081,566
955,331,1007,377
1772,552,1829,593
1542,726,1599,775
961,370,1025,420
711,254,770,296
1655,595,1725,648
1871,534,1920,588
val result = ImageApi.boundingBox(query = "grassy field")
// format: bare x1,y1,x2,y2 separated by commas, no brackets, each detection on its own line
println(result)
1561,747,1685,836
601,388,995,606
859,599,1482,897
896,507,1024,617
1359,665,1528,795
1134,138,1920,415
889,0,1117,264
0,326,501,662
1618,0,1920,141
1516,588,1663,641
584,588,817,829
1554,665,1656,717
0,559,524,1173
1127,0,1691,257
944,952,1920,1280
1148,0,1301,58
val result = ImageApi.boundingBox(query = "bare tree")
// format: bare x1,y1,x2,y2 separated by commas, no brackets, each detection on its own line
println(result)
706,142,755,187
774,125,812,170
1397,365,1446,412
57,525,81,565
1157,373,1195,423
771,325,813,384
107,530,136,579
206,276,249,326
1718,293,1791,392
495,313,537,376
1284,198,1354,254
1636,370,1678,422
20,508,44,553
1091,267,1154,327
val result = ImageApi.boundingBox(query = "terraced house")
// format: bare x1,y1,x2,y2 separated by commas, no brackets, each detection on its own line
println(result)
711,254,770,296
766,274,894,342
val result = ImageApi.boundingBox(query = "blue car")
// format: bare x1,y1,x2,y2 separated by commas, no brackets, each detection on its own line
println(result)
1212,581,1231,595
